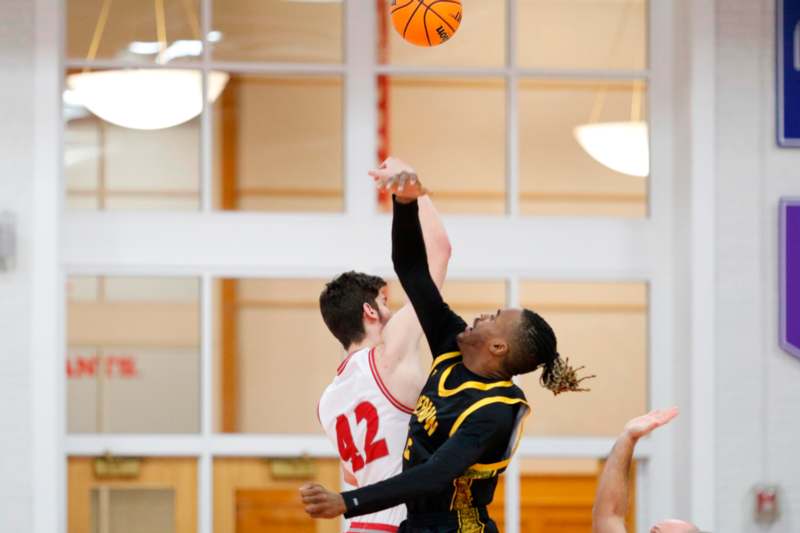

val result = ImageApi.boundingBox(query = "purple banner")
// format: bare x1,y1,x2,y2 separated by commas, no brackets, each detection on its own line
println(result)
781,199,800,359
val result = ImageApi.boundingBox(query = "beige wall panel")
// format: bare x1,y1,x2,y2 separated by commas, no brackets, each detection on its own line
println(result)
517,0,647,70
389,78,506,213
237,306,341,433
68,302,199,348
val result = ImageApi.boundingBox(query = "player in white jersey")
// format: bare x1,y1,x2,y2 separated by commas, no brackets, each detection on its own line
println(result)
317,158,451,533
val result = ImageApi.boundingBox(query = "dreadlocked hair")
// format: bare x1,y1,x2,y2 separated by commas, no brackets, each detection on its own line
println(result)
539,354,596,396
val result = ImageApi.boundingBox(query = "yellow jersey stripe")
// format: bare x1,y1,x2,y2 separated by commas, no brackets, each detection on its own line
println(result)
449,396,529,437
438,364,514,397
431,351,462,369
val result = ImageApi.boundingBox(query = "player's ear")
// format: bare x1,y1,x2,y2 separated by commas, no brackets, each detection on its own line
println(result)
363,302,379,322
489,339,508,358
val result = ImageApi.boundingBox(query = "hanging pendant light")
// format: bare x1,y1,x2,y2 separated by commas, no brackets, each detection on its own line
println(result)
574,120,649,177
573,0,649,178
67,69,228,130
68,0,228,130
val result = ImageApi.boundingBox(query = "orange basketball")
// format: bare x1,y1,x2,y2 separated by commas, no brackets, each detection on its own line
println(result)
391,0,463,47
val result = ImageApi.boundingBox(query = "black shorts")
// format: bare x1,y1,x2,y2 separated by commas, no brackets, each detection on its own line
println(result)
398,508,499,533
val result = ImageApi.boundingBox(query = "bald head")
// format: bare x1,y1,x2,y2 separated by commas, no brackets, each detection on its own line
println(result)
650,520,699,533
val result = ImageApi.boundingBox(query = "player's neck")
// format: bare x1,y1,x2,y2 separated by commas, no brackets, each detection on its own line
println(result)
345,329,382,359
461,350,511,381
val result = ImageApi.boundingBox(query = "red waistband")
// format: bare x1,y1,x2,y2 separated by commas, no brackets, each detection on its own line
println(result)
347,522,399,533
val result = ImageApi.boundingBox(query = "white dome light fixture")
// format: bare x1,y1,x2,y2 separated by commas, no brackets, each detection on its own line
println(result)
71,0,229,130
574,121,649,178
67,69,229,130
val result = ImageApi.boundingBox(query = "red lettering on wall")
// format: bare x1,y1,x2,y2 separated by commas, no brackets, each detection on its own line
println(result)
66,355,139,379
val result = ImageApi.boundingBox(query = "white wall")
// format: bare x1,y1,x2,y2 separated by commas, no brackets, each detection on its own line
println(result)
715,0,800,531
0,0,36,531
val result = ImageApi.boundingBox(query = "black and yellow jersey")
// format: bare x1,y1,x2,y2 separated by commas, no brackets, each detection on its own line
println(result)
341,198,530,531
402,349,529,515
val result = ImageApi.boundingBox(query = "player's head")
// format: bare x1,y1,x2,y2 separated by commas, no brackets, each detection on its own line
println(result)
319,271,392,349
457,307,588,393
650,520,700,533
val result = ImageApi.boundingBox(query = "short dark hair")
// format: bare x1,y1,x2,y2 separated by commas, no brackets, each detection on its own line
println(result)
511,309,595,395
319,271,387,349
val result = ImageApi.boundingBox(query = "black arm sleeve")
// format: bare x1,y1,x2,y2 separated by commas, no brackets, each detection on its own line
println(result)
341,403,516,518
392,197,467,356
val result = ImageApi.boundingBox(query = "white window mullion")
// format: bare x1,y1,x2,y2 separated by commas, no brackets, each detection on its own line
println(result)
506,0,519,218
505,274,521,533
344,0,378,216
200,0,212,212
199,271,213,533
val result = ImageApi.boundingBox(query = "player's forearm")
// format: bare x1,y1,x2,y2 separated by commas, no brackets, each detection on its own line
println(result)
341,446,478,518
417,195,451,290
593,432,636,531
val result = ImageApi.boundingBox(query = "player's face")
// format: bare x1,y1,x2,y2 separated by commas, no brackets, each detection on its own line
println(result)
458,308,521,349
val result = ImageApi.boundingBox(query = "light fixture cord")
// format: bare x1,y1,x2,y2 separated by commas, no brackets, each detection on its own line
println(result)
179,0,202,41
585,0,638,124
84,0,113,71
155,0,168,63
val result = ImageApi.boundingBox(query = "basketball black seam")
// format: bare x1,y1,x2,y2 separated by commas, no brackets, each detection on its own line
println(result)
402,0,426,39
423,7,432,46
391,0,416,14
419,0,459,33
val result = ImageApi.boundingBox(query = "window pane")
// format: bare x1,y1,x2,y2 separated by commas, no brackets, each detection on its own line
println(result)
67,277,200,433
213,75,343,212
214,458,340,533
211,0,343,63
493,459,636,532
384,77,506,214
378,0,505,68
213,279,341,433
67,0,201,64
519,79,648,217
64,70,201,211
68,457,196,533
516,0,647,70
518,282,647,437
91,489,174,533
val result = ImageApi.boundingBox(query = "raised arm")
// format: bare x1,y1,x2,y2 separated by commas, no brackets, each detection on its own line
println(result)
300,404,516,518
391,195,466,357
593,407,679,533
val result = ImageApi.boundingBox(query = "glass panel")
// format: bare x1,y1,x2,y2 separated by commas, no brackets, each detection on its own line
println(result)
519,79,648,217
378,0,505,68
213,279,340,433
211,0,343,63
383,77,506,214
214,458,340,533
516,0,647,70
517,281,647,436
68,0,202,64
64,70,201,211
213,75,343,212
67,277,200,433
91,489,174,533
511,459,635,532
68,457,196,533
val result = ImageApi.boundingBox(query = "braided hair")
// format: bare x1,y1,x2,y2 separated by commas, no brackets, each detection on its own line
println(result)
515,309,595,395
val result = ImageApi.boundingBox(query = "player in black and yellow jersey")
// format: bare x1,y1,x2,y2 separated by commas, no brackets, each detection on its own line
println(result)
302,166,593,532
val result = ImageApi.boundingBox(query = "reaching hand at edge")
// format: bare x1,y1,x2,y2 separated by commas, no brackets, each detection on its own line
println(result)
622,406,679,441
369,157,428,203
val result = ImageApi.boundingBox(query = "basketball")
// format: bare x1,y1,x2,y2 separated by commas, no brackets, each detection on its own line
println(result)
391,0,463,47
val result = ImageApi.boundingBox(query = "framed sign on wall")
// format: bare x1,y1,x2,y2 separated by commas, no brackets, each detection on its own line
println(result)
780,199,800,359
777,0,800,146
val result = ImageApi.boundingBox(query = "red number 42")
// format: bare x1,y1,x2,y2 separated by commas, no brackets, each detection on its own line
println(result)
335,401,389,472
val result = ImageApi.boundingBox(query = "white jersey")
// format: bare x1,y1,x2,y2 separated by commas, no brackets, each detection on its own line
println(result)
318,347,415,533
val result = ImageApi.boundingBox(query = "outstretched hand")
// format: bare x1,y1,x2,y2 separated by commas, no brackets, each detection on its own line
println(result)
369,157,427,202
299,483,346,519
622,406,679,440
